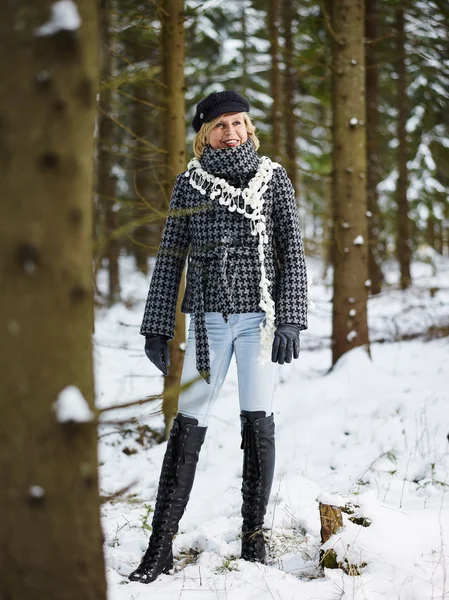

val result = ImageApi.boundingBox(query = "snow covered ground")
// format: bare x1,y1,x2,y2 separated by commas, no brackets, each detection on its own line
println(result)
95,253,449,600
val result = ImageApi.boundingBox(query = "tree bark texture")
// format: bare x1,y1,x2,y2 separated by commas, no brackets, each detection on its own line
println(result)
162,0,187,181
365,0,383,295
161,0,187,433
269,0,282,161
282,0,298,194
319,502,343,569
0,3,107,600
331,0,370,365
319,502,343,544
395,8,412,290
97,0,120,304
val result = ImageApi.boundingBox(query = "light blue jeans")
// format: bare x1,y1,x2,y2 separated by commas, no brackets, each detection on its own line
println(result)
178,312,278,427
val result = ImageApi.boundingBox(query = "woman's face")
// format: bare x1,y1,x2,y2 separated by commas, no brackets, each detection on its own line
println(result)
207,112,248,149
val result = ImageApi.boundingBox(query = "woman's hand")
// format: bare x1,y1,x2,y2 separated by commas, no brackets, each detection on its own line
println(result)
271,324,300,364
145,335,170,376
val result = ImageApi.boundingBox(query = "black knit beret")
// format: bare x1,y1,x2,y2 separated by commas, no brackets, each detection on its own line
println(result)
192,91,250,132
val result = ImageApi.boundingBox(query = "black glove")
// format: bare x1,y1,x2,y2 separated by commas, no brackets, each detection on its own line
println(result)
144,334,170,376
271,324,300,365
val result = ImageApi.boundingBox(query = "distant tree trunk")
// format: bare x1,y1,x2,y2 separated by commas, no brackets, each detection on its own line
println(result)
331,0,370,365
365,0,383,295
321,110,333,278
426,213,435,250
282,0,298,194
322,176,333,280
434,219,443,254
395,8,412,289
0,3,107,599
161,0,187,438
322,1,335,281
269,0,282,160
444,222,449,257
131,121,152,275
241,2,250,93
126,20,162,276
97,0,120,305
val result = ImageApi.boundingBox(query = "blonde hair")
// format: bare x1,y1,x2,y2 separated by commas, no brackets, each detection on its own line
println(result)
193,112,260,159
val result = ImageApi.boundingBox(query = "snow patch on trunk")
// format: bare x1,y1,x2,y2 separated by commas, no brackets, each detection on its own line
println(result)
35,0,81,37
54,385,93,423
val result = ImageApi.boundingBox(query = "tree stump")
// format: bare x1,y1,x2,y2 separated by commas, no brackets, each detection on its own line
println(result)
319,502,343,569
319,501,370,574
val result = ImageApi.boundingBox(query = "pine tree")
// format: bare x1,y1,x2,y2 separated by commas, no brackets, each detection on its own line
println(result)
97,0,121,304
365,0,383,294
161,0,187,437
0,2,107,598
124,6,163,274
282,0,298,192
395,6,412,289
268,0,282,160
331,0,370,364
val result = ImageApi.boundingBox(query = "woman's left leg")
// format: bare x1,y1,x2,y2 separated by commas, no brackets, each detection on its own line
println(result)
234,313,278,563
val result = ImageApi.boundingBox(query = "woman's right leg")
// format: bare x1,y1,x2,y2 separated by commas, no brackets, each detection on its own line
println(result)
129,313,233,584
178,312,234,427
129,413,206,583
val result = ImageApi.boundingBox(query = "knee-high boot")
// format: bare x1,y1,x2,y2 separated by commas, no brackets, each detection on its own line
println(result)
129,413,207,583
240,412,275,563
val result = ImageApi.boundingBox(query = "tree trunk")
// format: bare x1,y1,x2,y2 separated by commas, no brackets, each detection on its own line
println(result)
97,0,120,305
426,213,435,251
435,219,443,255
322,3,335,281
395,8,412,289
269,0,282,161
282,0,298,194
322,124,333,281
131,105,152,275
331,0,370,366
365,0,383,295
0,3,107,599
126,19,162,275
241,2,250,93
161,0,187,436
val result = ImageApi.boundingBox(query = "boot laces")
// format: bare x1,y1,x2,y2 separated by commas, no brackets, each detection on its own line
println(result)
243,529,265,560
136,530,170,574
241,421,261,479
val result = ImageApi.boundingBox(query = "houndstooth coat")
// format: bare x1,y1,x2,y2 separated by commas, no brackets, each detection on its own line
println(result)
140,139,308,382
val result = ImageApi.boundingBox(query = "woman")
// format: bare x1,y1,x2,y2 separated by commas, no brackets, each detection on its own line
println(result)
129,91,308,584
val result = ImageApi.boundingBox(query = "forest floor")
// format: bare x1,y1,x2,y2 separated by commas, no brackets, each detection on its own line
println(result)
96,250,449,600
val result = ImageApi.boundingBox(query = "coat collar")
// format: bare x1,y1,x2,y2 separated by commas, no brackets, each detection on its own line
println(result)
199,138,260,178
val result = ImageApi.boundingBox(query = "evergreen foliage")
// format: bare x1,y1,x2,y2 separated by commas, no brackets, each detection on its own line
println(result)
96,0,449,296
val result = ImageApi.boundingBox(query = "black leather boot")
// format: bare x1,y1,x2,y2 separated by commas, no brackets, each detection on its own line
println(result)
240,411,275,563
129,414,207,583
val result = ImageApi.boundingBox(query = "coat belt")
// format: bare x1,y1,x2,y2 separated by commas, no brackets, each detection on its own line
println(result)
188,244,256,383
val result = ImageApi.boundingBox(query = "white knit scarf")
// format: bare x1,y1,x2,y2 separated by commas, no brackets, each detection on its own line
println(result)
185,154,280,363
